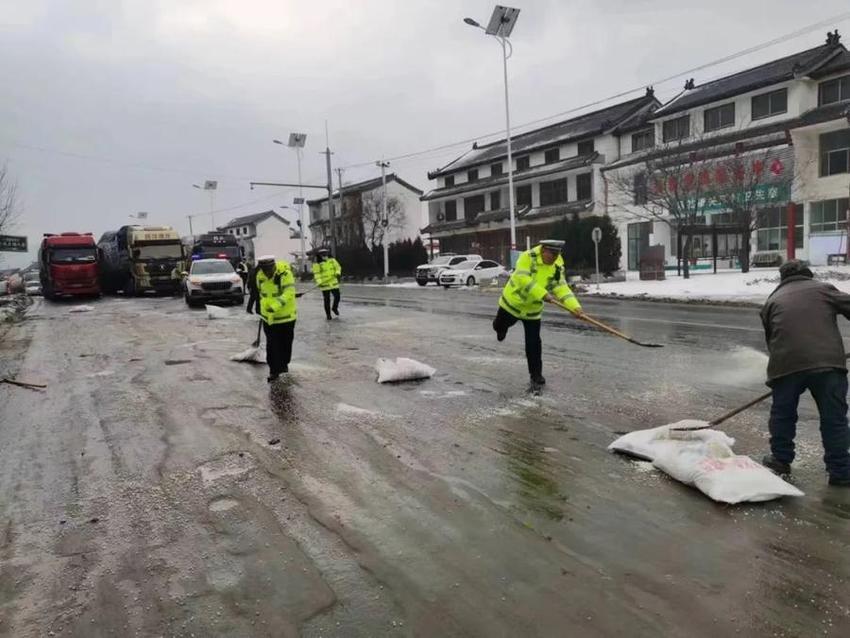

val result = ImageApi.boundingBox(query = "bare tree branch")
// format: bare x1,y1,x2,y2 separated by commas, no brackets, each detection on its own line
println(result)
0,163,20,235
360,191,406,250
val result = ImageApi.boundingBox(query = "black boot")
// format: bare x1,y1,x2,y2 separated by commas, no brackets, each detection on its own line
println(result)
762,455,791,475
531,374,546,385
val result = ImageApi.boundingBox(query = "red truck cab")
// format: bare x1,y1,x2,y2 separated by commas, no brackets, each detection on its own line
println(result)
39,233,101,299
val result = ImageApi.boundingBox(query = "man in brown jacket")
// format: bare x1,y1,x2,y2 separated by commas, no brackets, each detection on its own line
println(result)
760,260,850,486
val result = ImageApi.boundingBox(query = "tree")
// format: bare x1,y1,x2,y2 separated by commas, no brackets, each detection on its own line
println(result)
556,214,621,275
0,163,19,235
360,191,406,252
609,134,798,277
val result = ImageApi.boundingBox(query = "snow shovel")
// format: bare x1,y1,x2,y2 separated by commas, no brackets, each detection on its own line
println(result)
672,351,850,431
557,303,664,348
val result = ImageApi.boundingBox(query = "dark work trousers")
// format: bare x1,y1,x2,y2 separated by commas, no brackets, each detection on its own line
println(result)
493,306,543,378
263,321,296,375
769,368,850,480
322,289,340,319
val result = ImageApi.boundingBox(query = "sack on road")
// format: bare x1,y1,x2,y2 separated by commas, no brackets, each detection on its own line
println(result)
69,305,95,313
653,439,804,504
608,421,732,461
206,305,230,320
375,357,436,383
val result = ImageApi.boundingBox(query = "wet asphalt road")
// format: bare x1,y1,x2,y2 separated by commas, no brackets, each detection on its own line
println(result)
1,285,849,637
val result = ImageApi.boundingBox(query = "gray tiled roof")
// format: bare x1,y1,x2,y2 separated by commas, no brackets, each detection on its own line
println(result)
655,41,850,117
221,210,285,228
306,173,423,205
428,93,659,178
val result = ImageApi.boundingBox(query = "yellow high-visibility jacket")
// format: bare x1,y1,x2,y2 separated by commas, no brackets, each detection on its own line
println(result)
256,261,297,325
312,257,341,291
499,246,581,320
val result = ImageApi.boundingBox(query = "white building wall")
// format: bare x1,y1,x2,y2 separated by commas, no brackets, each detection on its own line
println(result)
382,181,426,243
254,217,299,263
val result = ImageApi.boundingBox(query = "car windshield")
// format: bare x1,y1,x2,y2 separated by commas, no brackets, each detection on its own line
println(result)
191,260,234,275
50,247,97,263
449,261,476,270
430,256,454,265
134,244,183,260
24,273,39,282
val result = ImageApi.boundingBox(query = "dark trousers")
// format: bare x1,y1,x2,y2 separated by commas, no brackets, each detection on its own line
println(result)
769,368,850,479
493,307,542,378
263,321,295,375
322,289,340,318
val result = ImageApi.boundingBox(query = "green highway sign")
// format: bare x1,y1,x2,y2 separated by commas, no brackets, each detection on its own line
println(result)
0,234,28,252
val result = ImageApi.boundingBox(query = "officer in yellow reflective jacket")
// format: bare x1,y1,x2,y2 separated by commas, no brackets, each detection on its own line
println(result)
493,240,584,387
312,248,342,320
256,255,300,382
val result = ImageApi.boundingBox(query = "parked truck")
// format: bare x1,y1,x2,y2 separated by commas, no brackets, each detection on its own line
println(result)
38,233,101,300
98,225,185,295
184,232,243,270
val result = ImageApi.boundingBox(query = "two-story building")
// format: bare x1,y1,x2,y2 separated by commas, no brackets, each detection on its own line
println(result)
420,91,660,265
218,210,303,267
307,173,424,250
604,31,850,269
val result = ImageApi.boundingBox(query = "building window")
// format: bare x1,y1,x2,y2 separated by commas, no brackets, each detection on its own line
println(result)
467,169,479,183
631,128,655,153
756,206,803,251
445,175,455,188
444,200,457,221
490,190,501,210
633,173,648,205
819,74,850,106
819,129,850,177
243,227,248,235
491,162,503,176
464,194,485,221
577,140,594,156
576,173,592,200
539,178,568,206
516,156,530,171
810,198,850,233
662,115,690,142
516,184,532,208
751,88,787,120
704,103,735,132
544,148,560,164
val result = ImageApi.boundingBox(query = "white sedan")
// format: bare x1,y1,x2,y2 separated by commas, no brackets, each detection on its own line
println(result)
183,258,244,307
438,259,506,287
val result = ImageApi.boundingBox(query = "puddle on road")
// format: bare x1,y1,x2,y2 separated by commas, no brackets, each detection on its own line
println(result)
198,452,255,486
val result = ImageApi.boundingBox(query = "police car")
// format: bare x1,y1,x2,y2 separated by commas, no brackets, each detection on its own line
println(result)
183,258,244,307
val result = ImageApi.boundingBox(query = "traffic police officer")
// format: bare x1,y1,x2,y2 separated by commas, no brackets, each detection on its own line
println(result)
312,248,342,320
255,255,298,382
493,239,584,388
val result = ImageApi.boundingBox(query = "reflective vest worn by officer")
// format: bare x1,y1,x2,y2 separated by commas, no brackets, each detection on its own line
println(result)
256,261,297,325
499,246,581,320
312,257,341,291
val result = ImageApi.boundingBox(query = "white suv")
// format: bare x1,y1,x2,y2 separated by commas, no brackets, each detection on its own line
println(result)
184,259,244,307
415,254,482,286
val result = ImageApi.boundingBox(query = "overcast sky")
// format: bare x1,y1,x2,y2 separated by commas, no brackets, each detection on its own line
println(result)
1,0,849,267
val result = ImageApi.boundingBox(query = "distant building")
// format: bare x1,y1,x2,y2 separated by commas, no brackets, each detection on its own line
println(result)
307,174,425,250
420,91,660,265
218,211,303,267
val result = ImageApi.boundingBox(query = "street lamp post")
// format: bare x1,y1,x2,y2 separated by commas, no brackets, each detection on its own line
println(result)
376,160,390,279
274,134,308,273
464,5,521,265
193,181,218,231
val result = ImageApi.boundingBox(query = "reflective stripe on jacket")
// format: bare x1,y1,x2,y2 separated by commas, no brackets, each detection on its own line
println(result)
312,258,341,291
498,246,581,320
257,261,297,325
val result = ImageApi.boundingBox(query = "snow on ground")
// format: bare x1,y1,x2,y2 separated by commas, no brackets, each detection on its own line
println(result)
583,266,850,304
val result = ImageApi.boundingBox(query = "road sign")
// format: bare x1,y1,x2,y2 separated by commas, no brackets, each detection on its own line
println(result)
592,226,602,243
0,234,27,252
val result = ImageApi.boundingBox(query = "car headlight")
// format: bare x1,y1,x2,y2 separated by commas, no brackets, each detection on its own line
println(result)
230,275,241,284
188,277,202,285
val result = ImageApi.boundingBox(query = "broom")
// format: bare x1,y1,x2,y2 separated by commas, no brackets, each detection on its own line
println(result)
230,320,265,363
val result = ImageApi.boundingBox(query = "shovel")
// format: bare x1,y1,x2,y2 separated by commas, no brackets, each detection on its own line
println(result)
557,303,664,348
251,319,262,348
672,352,850,431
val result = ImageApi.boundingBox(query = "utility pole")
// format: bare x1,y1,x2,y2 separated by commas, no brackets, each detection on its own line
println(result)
377,160,390,279
323,122,337,257
336,168,345,247
186,215,195,236
295,146,306,274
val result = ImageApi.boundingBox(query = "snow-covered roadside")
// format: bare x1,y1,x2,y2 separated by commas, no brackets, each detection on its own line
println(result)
583,267,850,304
